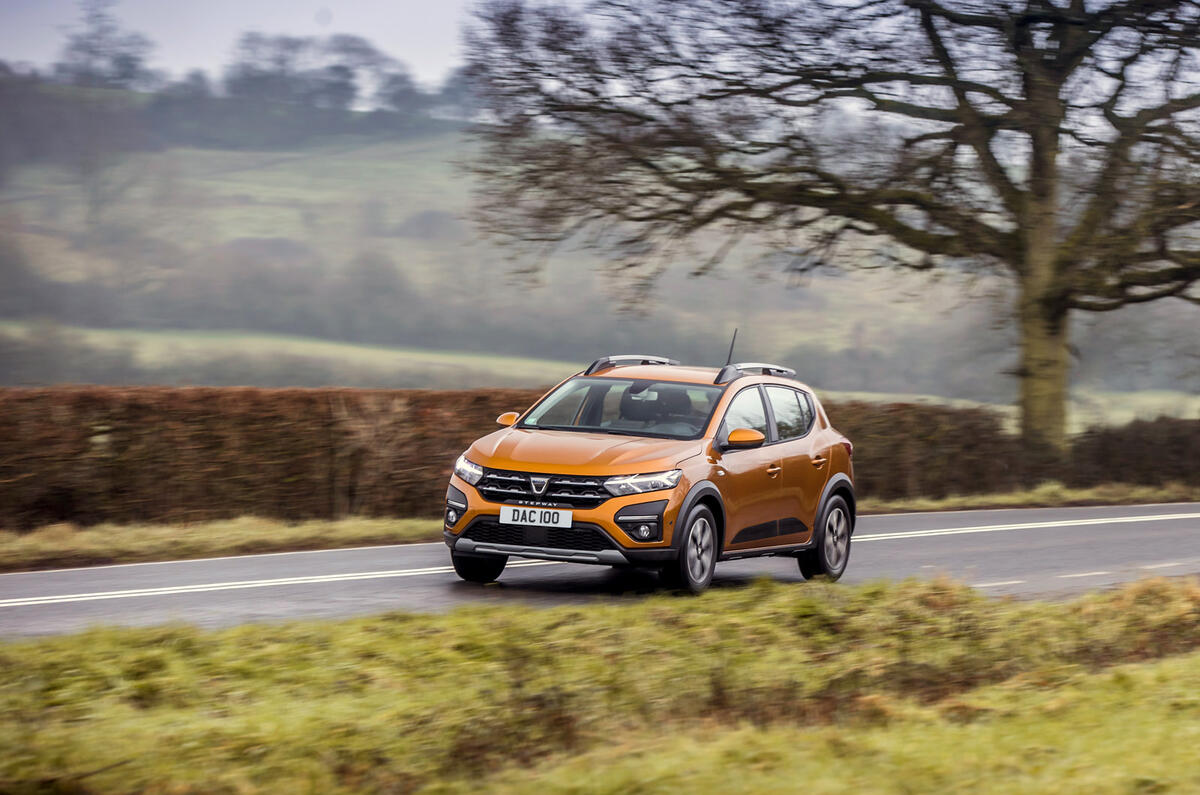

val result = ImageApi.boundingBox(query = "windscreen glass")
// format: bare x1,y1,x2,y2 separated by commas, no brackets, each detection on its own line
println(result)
521,377,725,439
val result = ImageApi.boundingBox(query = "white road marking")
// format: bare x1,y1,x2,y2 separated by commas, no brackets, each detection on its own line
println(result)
1058,571,1111,579
856,512,1200,542
863,501,1199,518
5,508,1196,579
5,508,1197,609
1141,561,1184,570
0,560,562,608
972,580,1026,588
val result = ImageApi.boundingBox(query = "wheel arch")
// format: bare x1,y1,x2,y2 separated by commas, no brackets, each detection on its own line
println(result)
673,480,726,552
817,473,856,533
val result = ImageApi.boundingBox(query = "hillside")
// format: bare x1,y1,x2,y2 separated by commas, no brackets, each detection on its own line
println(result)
1,132,1196,406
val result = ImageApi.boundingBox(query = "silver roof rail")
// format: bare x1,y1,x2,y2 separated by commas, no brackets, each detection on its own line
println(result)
584,354,679,375
714,362,796,384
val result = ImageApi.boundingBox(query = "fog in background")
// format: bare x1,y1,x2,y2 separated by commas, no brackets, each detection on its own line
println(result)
0,0,1196,409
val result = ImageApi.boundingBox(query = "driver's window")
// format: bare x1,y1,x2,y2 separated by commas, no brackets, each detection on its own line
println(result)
722,387,769,438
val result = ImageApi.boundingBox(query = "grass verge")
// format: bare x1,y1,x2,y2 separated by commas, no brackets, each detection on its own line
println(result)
859,480,1200,514
2,577,1199,792
0,517,443,572
1,481,1196,573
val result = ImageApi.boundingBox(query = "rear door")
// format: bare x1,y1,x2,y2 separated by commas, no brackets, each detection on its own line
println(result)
764,385,827,545
716,385,789,551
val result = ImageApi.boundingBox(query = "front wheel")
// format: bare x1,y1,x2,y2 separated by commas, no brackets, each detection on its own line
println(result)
451,552,507,583
797,495,852,581
660,505,718,594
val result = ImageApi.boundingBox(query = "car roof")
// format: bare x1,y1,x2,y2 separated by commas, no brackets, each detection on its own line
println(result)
580,364,816,393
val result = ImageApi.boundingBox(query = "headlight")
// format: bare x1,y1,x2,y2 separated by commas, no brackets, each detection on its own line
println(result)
604,469,682,497
454,454,484,485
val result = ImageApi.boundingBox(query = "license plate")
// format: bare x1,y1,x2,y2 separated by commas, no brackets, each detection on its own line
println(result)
500,505,572,528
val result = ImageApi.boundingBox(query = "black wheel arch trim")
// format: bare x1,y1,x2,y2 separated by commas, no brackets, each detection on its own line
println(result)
672,480,726,551
816,473,856,534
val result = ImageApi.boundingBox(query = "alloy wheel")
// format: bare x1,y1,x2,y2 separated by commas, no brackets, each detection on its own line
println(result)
686,516,714,583
823,507,849,570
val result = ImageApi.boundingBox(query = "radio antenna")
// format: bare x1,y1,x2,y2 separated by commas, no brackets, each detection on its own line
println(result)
724,328,738,367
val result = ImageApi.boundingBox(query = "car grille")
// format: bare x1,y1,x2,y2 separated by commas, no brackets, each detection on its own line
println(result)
476,468,610,509
462,519,617,552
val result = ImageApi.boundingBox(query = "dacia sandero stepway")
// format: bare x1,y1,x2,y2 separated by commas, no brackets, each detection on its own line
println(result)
443,355,855,593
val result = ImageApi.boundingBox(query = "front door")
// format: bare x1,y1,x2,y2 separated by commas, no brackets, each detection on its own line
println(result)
714,386,788,551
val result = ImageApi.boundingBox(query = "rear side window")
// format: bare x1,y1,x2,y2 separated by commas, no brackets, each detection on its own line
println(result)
766,386,814,440
722,387,769,436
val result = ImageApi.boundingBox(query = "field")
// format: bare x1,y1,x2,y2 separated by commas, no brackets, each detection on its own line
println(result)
4,320,1199,427
0,321,581,389
3,577,1200,792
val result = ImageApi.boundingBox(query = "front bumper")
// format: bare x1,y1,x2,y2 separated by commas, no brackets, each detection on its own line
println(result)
444,472,684,566
445,528,678,565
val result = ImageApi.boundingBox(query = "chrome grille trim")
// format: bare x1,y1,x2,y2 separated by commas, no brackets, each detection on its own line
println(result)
476,467,611,509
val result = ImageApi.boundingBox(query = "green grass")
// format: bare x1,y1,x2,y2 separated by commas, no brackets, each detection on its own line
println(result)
1,482,1194,573
2,577,1199,792
466,651,1200,793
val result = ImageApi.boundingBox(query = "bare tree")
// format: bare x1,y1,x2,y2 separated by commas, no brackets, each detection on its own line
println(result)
55,0,156,90
465,0,1200,452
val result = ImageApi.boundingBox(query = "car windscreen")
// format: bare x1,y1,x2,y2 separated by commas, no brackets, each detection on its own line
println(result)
519,377,725,440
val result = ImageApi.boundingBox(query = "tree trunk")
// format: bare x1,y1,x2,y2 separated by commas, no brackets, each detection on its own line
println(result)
1017,276,1070,456
1019,81,1069,458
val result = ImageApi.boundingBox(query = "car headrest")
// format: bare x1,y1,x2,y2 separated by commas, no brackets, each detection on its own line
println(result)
619,388,658,422
655,387,693,417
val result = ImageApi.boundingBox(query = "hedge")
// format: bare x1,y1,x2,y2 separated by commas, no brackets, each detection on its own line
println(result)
0,387,1194,529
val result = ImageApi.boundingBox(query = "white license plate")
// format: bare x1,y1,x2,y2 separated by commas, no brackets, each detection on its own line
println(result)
500,505,572,528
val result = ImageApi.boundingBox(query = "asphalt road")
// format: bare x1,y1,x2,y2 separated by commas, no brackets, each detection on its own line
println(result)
2,503,1199,637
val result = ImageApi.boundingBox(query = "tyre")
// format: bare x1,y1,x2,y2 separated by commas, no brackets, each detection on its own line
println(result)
451,552,507,583
660,505,718,593
797,495,852,581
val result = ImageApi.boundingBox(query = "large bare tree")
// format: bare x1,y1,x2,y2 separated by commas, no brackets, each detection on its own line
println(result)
465,0,1200,452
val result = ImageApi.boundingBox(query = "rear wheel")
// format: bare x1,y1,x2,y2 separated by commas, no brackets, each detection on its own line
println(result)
451,552,507,583
660,505,718,593
798,495,852,581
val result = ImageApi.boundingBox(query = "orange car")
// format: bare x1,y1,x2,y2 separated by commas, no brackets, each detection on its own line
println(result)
443,355,855,593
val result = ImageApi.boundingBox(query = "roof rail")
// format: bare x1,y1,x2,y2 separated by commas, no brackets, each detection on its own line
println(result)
584,354,679,375
714,362,796,384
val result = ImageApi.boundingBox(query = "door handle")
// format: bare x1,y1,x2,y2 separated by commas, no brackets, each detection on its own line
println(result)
766,465,782,477
811,457,827,467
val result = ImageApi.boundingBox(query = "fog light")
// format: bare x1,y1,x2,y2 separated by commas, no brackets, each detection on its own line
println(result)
446,509,458,525
634,523,653,540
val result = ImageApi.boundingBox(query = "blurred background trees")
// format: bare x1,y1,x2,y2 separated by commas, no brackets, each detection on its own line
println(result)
464,0,1200,451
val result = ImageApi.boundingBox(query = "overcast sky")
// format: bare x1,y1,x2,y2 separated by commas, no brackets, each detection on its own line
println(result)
0,0,473,87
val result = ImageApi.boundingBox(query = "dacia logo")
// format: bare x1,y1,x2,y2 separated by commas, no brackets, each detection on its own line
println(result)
529,476,550,495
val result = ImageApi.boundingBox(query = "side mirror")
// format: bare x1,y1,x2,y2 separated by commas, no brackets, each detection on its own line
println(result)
724,427,766,449
496,411,520,427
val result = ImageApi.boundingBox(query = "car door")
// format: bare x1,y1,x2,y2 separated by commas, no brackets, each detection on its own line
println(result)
764,385,828,545
713,385,789,551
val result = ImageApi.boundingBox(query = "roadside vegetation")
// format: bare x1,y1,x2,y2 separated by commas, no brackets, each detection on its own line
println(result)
2,481,1196,573
3,577,1200,792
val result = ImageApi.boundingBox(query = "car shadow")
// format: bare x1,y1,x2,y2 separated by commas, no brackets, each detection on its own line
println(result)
445,559,808,604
